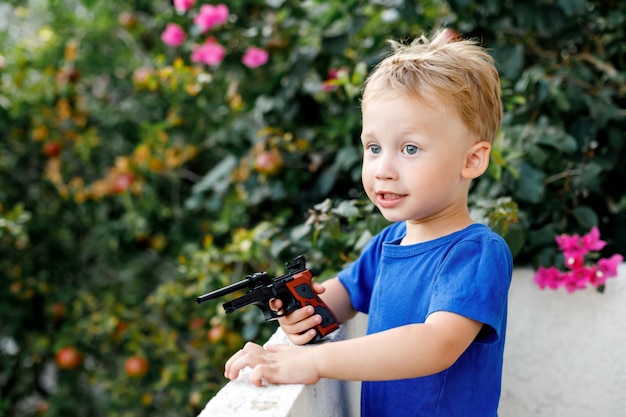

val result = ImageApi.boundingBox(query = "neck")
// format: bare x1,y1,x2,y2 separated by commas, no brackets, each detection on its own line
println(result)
401,210,474,245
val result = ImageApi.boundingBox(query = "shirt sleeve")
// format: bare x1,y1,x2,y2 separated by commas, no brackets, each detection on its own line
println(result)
428,235,512,343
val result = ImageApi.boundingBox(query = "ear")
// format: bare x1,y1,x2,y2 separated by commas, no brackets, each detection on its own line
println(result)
461,141,491,180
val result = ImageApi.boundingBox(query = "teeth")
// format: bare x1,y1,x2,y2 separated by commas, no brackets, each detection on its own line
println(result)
383,194,401,199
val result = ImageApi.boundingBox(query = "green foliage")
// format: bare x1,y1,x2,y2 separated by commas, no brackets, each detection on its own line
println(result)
454,0,626,264
0,0,623,415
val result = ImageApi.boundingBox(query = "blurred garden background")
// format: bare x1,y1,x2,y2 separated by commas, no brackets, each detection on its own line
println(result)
0,0,624,415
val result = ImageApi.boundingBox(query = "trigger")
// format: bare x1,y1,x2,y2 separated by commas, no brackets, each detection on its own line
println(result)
269,298,284,316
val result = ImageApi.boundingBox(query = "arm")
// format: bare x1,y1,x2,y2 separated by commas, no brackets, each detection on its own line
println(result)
225,310,482,386
277,277,356,345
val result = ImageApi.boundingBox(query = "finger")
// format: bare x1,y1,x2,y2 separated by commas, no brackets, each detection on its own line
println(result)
280,309,322,333
249,364,272,387
312,282,326,294
269,297,283,312
224,342,263,380
284,327,318,345
277,305,315,326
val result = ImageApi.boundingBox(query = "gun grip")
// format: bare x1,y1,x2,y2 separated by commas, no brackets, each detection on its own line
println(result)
285,270,340,344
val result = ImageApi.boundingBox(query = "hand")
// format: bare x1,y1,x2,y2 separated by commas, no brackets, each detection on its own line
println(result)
224,341,321,386
271,282,326,345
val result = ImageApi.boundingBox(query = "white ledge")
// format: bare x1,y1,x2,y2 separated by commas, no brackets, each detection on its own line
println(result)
198,314,366,417
199,264,626,417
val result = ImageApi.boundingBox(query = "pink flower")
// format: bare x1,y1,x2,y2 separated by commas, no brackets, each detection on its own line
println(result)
161,23,187,47
564,266,595,292
555,232,587,259
241,47,269,68
533,266,563,290
564,254,584,270
173,0,196,13
535,226,623,293
190,38,225,66
322,67,349,91
193,4,229,33
589,266,609,288
598,254,623,278
581,226,607,251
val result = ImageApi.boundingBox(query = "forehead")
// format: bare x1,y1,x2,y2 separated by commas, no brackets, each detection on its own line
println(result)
360,93,472,143
361,92,456,124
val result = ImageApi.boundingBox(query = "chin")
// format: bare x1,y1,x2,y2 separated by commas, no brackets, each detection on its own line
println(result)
377,210,408,223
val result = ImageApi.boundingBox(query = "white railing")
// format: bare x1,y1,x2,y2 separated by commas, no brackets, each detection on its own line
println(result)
199,265,626,417
198,313,366,417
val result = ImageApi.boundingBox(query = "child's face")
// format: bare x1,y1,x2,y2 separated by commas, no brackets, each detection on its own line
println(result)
360,94,475,224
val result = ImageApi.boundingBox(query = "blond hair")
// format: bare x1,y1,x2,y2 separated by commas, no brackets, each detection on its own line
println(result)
361,29,503,144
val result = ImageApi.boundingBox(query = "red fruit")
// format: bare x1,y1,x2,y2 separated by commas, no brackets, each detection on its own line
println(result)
188,318,205,331
189,391,202,409
253,149,283,175
43,141,62,158
118,12,137,30
124,355,149,377
49,302,66,322
113,321,128,339
55,346,83,370
207,324,226,343
112,173,134,194
36,400,49,415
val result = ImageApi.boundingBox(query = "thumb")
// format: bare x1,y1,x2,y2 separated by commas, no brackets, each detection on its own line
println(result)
312,282,326,294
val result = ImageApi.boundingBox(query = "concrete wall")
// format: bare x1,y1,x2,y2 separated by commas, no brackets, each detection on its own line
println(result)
500,265,626,417
197,317,364,417
198,264,626,417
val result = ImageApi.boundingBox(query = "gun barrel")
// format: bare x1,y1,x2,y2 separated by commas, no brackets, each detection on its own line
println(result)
197,279,250,304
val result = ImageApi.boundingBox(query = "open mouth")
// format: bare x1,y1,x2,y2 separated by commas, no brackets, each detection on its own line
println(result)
378,193,404,200
376,192,406,208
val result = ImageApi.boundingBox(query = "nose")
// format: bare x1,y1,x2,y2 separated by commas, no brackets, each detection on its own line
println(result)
373,153,398,181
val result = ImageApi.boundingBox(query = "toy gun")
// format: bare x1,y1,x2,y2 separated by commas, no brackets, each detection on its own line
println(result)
197,255,340,344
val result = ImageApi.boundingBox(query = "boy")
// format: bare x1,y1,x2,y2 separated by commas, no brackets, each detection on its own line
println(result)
224,29,513,416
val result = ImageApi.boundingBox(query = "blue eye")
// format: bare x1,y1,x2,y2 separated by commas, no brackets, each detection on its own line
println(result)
403,144,419,155
369,144,381,154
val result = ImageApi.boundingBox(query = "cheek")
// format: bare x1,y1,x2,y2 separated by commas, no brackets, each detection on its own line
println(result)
361,160,373,184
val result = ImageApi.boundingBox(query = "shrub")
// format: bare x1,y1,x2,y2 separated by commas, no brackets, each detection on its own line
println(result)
0,0,623,415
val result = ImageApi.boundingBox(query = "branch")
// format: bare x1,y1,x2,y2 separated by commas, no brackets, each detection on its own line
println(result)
544,168,584,185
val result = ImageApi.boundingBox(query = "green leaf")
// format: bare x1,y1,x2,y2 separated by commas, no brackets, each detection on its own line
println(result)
503,223,525,258
496,44,525,79
333,200,360,219
322,33,349,55
78,0,100,9
514,163,545,203
556,0,587,16
572,206,598,229
190,155,238,195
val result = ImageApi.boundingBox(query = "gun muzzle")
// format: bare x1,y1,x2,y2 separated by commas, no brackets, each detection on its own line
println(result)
197,279,250,304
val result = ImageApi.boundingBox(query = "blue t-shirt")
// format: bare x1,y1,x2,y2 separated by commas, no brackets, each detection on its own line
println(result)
338,222,512,417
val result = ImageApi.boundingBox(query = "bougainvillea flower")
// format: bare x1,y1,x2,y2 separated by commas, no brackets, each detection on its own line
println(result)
581,226,607,251
536,226,623,293
161,23,187,47
589,266,608,288
565,266,596,292
193,4,229,33
598,254,623,278
241,47,269,68
564,254,584,270
322,67,349,91
555,232,587,259
173,0,196,13
190,38,225,66
533,266,564,290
